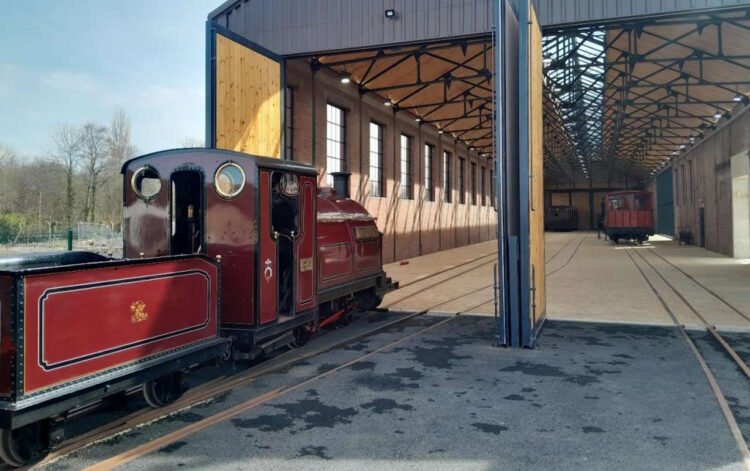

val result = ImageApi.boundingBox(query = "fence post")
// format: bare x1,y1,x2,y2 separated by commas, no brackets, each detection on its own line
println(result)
67,230,73,251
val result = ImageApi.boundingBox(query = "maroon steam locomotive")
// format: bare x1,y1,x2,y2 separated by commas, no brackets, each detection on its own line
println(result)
0,148,393,465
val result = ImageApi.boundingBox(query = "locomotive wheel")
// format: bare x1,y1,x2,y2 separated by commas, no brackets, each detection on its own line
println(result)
143,372,184,408
0,422,49,467
293,325,312,347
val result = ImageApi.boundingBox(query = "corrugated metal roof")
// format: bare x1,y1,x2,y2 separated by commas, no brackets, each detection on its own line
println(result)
209,0,495,56
209,0,750,56
538,0,750,27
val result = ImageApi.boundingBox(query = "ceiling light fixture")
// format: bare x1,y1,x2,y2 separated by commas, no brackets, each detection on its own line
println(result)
714,111,723,119
384,99,392,107
734,94,743,102
340,74,351,84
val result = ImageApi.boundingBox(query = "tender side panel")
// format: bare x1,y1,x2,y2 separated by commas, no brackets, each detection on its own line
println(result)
258,171,278,324
295,176,317,311
21,258,219,394
215,33,282,158
0,276,13,395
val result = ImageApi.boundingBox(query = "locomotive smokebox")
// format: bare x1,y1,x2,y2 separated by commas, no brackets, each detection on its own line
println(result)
331,172,351,199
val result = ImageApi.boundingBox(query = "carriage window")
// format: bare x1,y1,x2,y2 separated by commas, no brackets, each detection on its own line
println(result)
634,194,648,210
609,196,623,210
215,162,246,199
131,166,162,201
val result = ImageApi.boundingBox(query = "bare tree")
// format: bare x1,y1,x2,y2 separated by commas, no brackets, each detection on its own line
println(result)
0,142,14,165
52,125,82,229
79,123,109,222
180,137,204,148
109,108,135,163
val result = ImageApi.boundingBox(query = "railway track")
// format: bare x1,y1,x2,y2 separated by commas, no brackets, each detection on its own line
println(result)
31,258,499,469
79,310,473,471
546,233,587,278
624,246,750,469
544,231,582,265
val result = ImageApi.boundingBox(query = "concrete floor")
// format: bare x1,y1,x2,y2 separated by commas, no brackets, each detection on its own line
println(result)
384,231,750,329
546,231,750,329
42,233,750,469
49,316,749,470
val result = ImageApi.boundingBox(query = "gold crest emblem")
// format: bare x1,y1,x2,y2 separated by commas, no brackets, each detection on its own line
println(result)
130,300,149,323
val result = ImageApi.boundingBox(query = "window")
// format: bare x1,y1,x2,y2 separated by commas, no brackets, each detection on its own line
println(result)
458,157,466,204
688,160,694,203
400,134,413,199
681,164,687,205
424,144,434,201
443,151,452,203
326,104,345,186
214,162,246,199
490,169,495,208
470,163,477,205
369,122,384,197
285,86,294,160
481,166,486,206
674,168,680,205
131,166,162,201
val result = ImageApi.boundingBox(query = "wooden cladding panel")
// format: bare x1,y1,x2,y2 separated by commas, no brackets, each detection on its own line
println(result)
215,34,281,158
528,5,546,326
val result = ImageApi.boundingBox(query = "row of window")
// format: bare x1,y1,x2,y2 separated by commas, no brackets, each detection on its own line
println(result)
325,103,495,206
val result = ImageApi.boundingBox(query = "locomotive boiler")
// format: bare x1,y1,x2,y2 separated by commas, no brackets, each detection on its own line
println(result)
0,148,393,465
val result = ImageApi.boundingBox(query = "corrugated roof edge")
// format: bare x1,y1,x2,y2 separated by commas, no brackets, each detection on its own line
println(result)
207,0,239,20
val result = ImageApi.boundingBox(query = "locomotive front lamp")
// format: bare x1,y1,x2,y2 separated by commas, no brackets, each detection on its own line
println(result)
385,9,397,19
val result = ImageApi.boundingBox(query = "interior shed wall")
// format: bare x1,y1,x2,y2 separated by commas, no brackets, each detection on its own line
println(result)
285,61,497,264
671,105,750,257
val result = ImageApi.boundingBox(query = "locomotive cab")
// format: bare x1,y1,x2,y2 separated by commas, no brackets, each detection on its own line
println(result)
123,149,319,348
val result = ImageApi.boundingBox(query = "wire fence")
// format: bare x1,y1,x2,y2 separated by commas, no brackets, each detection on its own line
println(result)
0,223,122,258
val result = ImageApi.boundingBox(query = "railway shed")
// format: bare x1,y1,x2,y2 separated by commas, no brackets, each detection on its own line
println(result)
203,0,750,348
30,1,750,469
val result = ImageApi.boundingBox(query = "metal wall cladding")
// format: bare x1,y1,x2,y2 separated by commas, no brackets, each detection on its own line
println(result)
210,0,750,55
538,0,750,27
209,0,495,56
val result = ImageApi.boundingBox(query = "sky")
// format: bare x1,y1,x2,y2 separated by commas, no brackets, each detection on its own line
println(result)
0,0,219,158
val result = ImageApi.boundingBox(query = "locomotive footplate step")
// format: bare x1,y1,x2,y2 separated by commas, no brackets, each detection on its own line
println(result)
51,316,750,470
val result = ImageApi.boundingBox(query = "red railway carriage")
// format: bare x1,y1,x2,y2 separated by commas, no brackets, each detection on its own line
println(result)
603,190,655,244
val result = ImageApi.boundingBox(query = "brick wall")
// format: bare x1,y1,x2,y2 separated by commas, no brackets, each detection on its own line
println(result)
286,60,497,263
671,104,750,257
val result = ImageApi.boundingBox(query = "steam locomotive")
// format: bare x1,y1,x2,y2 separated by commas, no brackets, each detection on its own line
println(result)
0,148,393,465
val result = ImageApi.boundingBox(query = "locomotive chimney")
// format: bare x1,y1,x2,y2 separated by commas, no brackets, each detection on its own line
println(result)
330,172,351,199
